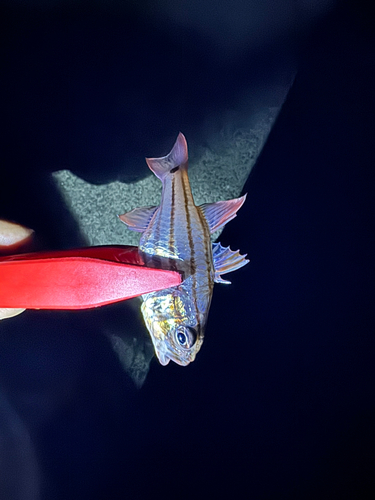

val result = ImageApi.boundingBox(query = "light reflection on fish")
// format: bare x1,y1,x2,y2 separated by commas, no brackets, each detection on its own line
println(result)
119,133,248,366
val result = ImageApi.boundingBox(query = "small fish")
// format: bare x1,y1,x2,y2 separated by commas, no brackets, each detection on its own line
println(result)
119,133,248,366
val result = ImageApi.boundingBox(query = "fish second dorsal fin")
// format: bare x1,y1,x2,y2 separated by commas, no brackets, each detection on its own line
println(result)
212,242,249,284
199,194,247,234
118,206,158,232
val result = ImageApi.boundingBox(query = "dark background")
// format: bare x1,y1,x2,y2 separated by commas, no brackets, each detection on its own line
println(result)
0,1,374,499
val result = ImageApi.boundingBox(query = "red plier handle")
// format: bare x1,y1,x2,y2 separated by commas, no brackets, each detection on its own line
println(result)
0,246,181,310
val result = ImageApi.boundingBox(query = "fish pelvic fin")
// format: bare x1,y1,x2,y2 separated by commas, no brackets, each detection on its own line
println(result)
145,132,188,180
199,194,247,234
213,242,249,284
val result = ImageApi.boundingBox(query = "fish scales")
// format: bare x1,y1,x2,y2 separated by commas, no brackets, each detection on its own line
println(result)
140,165,213,329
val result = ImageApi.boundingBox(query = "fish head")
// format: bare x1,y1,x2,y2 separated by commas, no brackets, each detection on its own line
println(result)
141,287,207,366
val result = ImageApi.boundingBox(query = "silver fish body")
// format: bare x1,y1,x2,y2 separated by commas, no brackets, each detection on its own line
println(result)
119,133,248,366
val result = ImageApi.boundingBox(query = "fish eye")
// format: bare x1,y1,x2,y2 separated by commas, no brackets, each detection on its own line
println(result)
175,326,197,349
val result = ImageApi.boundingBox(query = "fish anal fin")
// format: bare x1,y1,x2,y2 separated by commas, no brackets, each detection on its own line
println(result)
213,242,249,284
118,206,158,232
215,276,232,285
199,194,247,234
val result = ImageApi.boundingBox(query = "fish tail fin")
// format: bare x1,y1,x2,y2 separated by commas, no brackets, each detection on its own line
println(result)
146,132,188,180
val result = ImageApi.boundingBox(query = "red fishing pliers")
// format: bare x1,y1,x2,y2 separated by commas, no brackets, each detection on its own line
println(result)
0,246,181,310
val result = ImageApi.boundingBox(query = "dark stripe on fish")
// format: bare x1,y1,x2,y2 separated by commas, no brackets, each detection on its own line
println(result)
169,177,175,254
197,207,214,292
168,176,176,270
182,175,196,277
181,174,198,314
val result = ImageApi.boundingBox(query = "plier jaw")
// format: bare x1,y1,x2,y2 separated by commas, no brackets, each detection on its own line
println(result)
0,246,182,310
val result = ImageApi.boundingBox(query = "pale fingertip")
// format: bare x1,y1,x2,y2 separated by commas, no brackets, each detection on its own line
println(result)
0,220,34,248
0,308,26,320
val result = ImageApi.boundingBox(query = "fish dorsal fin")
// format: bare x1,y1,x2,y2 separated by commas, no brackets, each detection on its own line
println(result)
213,242,249,284
118,206,158,232
199,194,247,234
146,133,188,180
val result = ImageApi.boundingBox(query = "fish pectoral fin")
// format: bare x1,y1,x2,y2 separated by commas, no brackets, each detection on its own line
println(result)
118,206,158,232
199,195,247,234
213,242,249,284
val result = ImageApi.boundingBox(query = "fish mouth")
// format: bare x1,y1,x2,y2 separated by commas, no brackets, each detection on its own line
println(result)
156,351,191,367
156,352,170,366
167,353,191,366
